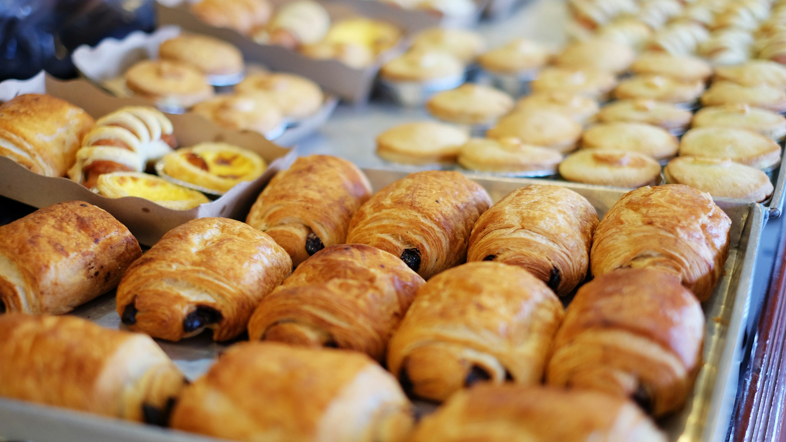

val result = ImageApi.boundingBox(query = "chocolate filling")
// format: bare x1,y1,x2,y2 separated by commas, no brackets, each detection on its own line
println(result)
398,366,415,395
464,365,492,387
483,255,497,261
182,306,223,333
632,385,654,415
305,232,324,256
324,341,339,348
142,397,177,427
121,303,137,325
505,370,514,381
547,266,561,292
400,248,421,273
0,299,5,314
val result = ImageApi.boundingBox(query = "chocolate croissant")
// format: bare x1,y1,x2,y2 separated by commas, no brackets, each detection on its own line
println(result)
170,342,414,442
387,262,563,402
467,185,598,296
411,384,666,441
346,171,492,279
247,244,425,361
0,201,142,315
0,314,187,425
117,217,291,342
591,184,731,301
546,268,705,417
246,155,372,268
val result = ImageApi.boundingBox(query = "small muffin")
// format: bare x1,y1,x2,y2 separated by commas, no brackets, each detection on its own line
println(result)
458,138,563,174
554,38,635,74
701,81,786,113
236,72,323,120
713,60,786,88
380,50,465,82
629,52,713,83
190,0,271,36
426,84,514,126
125,60,215,109
613,75,705,106
477,38,551,76
559,149,662,188
692,104,786,141
191,93,284,136
96,172,210,210
514,92,599,125
161,142,267,193
487,109,583,153
531,67,617,99
376,122,469,165
158,34,245,78
597,99,693,133
581,122,679,161
665,157,774,202
679,127,782,170
411,28,485,64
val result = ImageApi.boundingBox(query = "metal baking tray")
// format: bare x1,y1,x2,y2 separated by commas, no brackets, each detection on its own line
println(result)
0,168,765,442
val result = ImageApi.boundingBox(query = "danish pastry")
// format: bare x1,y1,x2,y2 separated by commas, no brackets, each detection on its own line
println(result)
162,142,266,194
125,60,214,109
159,33,245,78
235,72,324,120
191,93,284,136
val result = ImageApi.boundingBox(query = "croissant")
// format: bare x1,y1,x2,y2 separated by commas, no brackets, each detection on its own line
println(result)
346,171,492,279
467,185,598,296
591,184,731,301
170,342,414,442
246,155,372,268
411,384,666,441
116,217,291,342
546,268,705,417
0,201,142,315
0,314,187,425
247,244,425,361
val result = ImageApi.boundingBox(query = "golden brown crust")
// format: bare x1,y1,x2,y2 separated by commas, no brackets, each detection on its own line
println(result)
664,157,774,202
426,84,514,125
700,81,786,113
555,38,635,74
125,60,214,109
457,138,563,174
246,155,372,268
591,185,731,301
346,171,492,279
159,33,245,76
387,262,564,402
0,201,141,315
116,217,291,342
467,185,598,296
558,149,661,188
678,127,782,170
487,109,583,154
547,269,705,417
235,73,324,120
191,93,284,134
613,75,705,104
247,244,425,361
597,99,693,132
190,0,271,35
581,122,679,161
170,342,413,442
376,122,469,165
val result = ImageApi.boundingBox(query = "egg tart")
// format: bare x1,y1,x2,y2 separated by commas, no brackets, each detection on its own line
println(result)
161,143,267,194
96,172,209,210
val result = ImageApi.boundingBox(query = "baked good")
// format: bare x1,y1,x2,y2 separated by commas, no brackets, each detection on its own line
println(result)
691,104,786,141
247,244,425,360
636,0,682,29
0,314,187,425
555,38,636,74
125,60,215,109
246,155,372,267
410,28,485,63
665,157,774,202
190,0,271,36
514,92,599,125
487,109,583,154
613,75,705,105
253,0,330,49
700,81,786,113
236,72,324,120
698,28,753,66
531,66,617,99
457,138,563,174
411,384,666,442
596,17,653,52
170,342,413,442
568,0,639,30
426,84,514,125
346,171,492,279
648,21,710,56
629,52,713,82
387,262,563,402
117,217,291,342
0,94,94,177
467,185,598,296
96,172,210,210
159,33,245,77
713,1,769,31
591,184,731,301
300,40,375,68
477,38,551,75
714,60,786,88
0,201,141,315
192,93,284,136
380,50,464,82
547,268,705,417
559,149,662,188
581,122,679,161
318,18,402,55
679,127,782,170
161,142,267,193
376,122,469,165
597,99,693,134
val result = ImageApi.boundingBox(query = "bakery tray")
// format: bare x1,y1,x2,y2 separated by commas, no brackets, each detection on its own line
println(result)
0,168,766,442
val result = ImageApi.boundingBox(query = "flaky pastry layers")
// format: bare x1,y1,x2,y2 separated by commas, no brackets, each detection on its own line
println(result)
346,171,492,279
591,184,731,301
0,314,187,424
170,342,414,442
468,185,598,296
116,217,291,342
248,244,425,361
0,201,141,315
387,262,563,402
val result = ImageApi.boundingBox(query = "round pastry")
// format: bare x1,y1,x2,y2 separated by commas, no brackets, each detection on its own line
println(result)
679,127,782,170
648,21,710,56
700,81,786,113
190,0,271,36
698,29,753,66
692,104,786,141
477,38,551,76
380,49,465,83
410,28,485,64
581,122,679,161
597,99,693,133
426,84,514,126
236,72,323,120
253,0,330,49
96,172,210,210
559,149,662,188
487,109,583,154
514,92,599,125
613,75,705,106
629,52,713,82
125,60,215,109
665,157,773,202
596,17,653,53
319,18,402,55
458,138,563,174
158,33,245,78
161,142,267,193
191,93,284,136
376,121,469,165
300,41,375,68
713,60,786,88
530,67,617,99
554,38,635,74
568,0,639,30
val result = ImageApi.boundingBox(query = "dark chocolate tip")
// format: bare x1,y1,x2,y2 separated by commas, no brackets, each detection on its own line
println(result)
121,303,137,325
547,266,561,292
305,232,324,256
182,306,222,333
400,248,421,273
505,370,514,381
324,341,339,348
142,397,177,427
0,299,5,314
632,385,654,415
483,255,497,261
465,365,492,387
398,366,415,395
